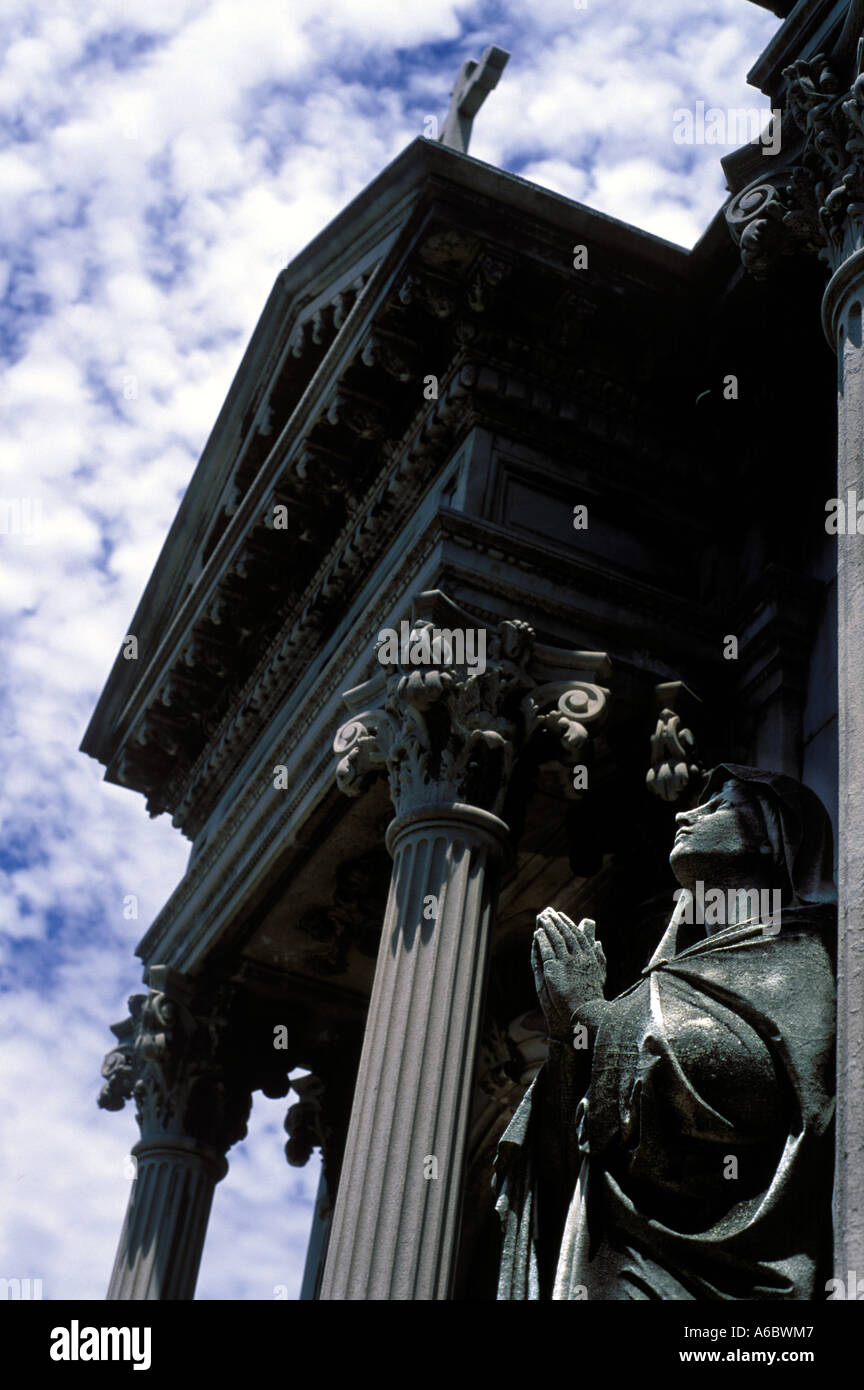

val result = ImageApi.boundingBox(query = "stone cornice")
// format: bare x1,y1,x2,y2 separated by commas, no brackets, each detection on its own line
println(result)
438,509,727,650
81,177,419,755
167,361,477,838
110,209,476,798
98,229,418,809
89,240,695,830
91,239,497,813
133,497,728,977
165,340,707,843
748,0,857,98
134,519,446,973
83,141,698,829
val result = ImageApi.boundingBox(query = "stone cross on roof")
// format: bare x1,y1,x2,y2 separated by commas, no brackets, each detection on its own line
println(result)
438,45,510,154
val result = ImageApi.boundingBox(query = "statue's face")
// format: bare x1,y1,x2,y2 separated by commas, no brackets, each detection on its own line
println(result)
670,779,769,885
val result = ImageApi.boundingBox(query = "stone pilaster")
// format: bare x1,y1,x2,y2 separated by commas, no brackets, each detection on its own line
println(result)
319,591,609,1299
829,256,864,1283
99,967,251,1300
726,47,864,1281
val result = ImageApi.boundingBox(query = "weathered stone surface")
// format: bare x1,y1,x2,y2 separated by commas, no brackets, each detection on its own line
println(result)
437,46,509,154
99,969,286,1300
726,16,860,1287
496,768,836,1300
84,13,842,1301
320,595,609,1299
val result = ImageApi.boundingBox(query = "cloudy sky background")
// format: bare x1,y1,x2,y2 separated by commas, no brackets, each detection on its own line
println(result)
1,0,779,1300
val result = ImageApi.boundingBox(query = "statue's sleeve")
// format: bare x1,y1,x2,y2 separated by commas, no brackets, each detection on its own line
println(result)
493,1039,589,1299
493,1072,541,1299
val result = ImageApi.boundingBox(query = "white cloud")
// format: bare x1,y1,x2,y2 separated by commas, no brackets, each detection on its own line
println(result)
0,0,779,1301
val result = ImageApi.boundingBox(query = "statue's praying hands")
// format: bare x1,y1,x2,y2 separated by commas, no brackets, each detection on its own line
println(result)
498,770,837,1302
531,909,607,1041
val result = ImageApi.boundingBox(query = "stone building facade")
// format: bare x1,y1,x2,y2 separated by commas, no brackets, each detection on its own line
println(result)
83,0,861,1299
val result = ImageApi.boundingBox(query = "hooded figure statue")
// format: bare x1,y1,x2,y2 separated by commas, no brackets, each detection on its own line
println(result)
493,765,837,1301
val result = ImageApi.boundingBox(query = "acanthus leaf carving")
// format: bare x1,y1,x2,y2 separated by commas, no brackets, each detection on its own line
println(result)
727,52,864,275
98,973,253,1156
333,594,609,820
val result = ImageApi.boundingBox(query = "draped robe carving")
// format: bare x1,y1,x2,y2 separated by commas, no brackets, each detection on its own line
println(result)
494,766,837,1301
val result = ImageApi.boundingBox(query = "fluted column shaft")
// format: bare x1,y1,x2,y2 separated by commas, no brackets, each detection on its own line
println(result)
726,47,864,1284
824,255,864,1280
320,804,508,1300
99,972,252,1301
107,1140,226,1300
321,593,609,1299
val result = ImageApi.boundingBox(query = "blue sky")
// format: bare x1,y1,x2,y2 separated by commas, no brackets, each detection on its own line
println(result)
0,0,779,1300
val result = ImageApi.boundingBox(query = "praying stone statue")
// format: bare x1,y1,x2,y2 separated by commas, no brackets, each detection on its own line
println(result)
494,765,837,1300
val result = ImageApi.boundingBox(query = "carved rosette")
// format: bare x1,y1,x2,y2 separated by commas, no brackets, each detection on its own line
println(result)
98,974,252,1157
727,53,864,276
333,595,609,821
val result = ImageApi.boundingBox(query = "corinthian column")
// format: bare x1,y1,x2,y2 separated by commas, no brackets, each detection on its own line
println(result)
98,968,252,1300
319,591,609,1300
726,44,864,1283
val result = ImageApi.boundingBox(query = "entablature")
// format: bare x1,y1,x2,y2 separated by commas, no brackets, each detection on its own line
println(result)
82,139,701,837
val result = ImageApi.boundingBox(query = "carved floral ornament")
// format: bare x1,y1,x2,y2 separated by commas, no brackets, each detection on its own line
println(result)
332,597,610,821
645,682,704,804
645,708,701,803
98,976,252,1155
727,50,864,276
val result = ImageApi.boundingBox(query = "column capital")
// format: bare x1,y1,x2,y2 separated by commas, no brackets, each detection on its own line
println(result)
98,967,251,1163
727,51,864,282
333,590,610,822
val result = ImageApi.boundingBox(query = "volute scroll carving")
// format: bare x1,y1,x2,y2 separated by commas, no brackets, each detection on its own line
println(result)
727,50,864,276
333,592,610,821
98,972,254,1156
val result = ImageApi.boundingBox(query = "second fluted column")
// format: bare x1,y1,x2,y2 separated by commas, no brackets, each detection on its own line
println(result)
320,592,609,1299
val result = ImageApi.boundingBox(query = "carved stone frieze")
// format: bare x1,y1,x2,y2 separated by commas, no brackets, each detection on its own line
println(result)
359,330,420,382
417,227,481,274
293,445,350,495
397,271,457,319
467,251,515,312
325,389,386,439
181,634,231,683
103,221,663,834
288,283,364,360
166,368,478,835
